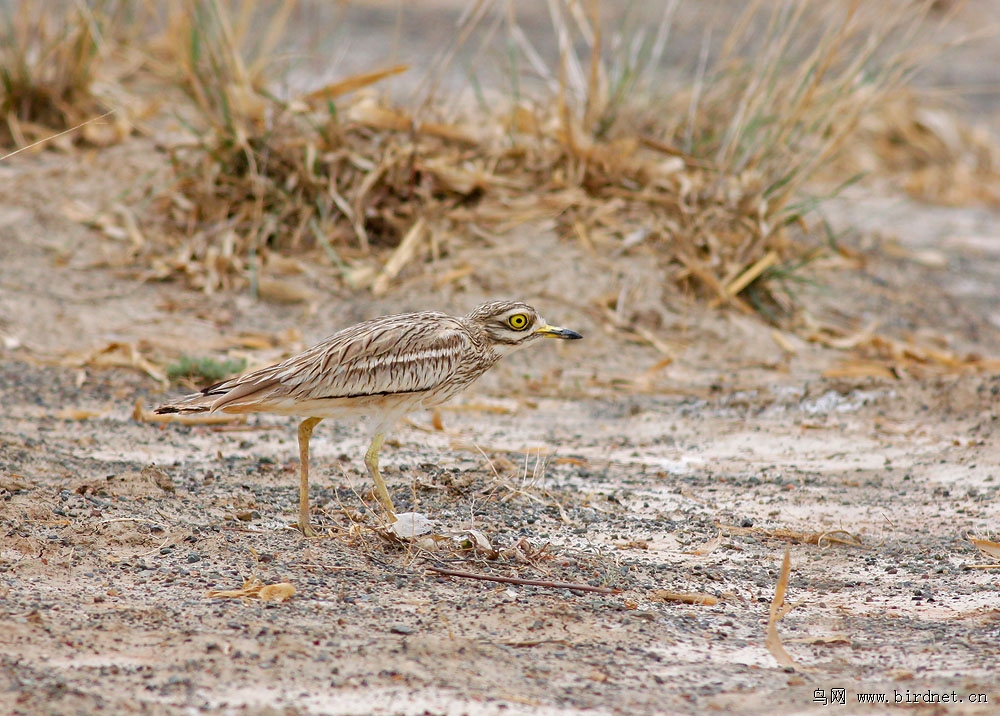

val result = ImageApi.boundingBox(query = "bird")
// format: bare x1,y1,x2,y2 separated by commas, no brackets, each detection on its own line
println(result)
154,300,582,536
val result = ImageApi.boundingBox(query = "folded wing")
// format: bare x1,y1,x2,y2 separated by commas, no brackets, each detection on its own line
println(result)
155,312,478,415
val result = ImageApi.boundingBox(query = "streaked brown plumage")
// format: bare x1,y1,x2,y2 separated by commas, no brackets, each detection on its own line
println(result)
155,300,582,535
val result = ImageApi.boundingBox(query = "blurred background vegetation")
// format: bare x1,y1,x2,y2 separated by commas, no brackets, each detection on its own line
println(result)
2,0,997,322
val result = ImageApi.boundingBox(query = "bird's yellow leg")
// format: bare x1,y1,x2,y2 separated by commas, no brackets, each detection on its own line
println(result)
364,432,397,522
297,417,323,537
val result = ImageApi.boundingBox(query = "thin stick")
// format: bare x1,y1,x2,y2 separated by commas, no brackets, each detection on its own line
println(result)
425,565,620,594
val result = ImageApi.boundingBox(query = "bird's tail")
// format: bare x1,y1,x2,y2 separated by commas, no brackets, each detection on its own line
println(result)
153,393,215,415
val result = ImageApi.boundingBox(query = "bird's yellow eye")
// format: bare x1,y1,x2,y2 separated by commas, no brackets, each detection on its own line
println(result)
506,313,529,330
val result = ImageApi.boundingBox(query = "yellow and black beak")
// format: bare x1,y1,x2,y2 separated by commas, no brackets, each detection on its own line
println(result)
536,324,583,340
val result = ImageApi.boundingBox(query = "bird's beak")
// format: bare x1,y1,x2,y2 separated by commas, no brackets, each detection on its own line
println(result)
536,324,583,340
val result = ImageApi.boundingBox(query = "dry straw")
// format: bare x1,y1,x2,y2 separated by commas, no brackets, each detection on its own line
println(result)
141,0,956,306
7,0,989,312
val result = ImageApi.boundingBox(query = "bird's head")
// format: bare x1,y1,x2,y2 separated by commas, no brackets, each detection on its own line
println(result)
465,301,582,354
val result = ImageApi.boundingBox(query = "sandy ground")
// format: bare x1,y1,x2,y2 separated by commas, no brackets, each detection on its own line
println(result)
3,3,1000,716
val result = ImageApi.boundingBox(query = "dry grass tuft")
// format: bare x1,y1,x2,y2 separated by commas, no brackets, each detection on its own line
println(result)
79,0,970,309
145,0,948,307
0,1,134,149
140,0,430,292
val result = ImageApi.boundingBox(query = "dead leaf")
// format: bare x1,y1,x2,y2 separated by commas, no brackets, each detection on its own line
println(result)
62,342,167,386
969,537,1000,561
225,328,302,351
257,583,296,603
457,529,498,559
206,576,295,603
649,590,718,605
56,407,108,420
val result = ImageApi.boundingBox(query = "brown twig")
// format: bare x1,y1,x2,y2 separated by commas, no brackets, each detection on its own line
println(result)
425,566,620,594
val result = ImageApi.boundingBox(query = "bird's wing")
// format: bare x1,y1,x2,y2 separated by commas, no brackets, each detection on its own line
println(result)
205,313,476,412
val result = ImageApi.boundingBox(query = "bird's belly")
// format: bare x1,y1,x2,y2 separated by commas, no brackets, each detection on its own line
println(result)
230,393,425,420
